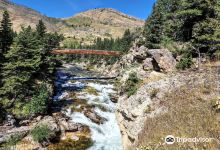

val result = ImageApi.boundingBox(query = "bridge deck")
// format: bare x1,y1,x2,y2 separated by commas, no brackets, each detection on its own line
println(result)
51,49,121,56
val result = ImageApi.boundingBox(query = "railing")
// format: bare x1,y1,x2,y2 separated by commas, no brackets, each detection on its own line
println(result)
51,49,121,56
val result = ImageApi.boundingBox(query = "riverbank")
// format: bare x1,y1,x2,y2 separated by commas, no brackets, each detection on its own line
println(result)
0,64,123,150
81,43,220,150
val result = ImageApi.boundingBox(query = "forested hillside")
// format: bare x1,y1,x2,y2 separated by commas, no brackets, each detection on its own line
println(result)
0,11,63,123
143,0,220,69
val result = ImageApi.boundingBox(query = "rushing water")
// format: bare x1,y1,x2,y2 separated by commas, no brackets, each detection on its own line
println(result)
53,65,123,150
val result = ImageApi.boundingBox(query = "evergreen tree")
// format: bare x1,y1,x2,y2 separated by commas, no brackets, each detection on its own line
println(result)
39,32,64,76
190,0,220,54
1,26,41,99
0,11,13,88
144,3,163,48
0,10,13,54
144,0,220,55
121,29,133,52
36,19,46,38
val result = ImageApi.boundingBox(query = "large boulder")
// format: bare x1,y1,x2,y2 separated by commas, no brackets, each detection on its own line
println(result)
36,116,60,133
0,126,29,144
132,46,148,62
147,49,176,72
58,118,82,132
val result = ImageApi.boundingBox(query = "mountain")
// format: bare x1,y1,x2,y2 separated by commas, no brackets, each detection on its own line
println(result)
63,8,144,39
0,0,66,33
0,0,144,43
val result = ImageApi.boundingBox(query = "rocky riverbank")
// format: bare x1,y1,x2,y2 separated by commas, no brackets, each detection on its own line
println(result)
99,42,220,149
1,41,219,150
80,41,219,149
0,65,122,150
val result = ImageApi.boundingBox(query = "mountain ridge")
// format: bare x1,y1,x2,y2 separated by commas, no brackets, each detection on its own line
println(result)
0,0,144,43
64,8,144,21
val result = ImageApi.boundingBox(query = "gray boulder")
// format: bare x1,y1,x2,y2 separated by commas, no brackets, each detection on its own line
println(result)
148,49,176,72
37,116,60,133
0,126,29,144
133,46,148,61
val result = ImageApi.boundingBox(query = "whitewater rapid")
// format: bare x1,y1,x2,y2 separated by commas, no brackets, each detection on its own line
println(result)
54,66,123,150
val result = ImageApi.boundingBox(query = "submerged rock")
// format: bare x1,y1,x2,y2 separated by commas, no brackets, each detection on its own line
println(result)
110,94,119,103
84,110,107,124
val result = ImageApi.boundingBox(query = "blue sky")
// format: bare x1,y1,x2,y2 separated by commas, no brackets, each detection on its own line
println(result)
10,0,156,20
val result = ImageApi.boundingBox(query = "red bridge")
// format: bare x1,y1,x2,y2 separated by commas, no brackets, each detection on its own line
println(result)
51,49,121,56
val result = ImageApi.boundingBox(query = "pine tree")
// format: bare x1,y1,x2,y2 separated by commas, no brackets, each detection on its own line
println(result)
143,0,220,56
190,0,220,54
1,26,41,98
39,32,64,76
121,29,133,52
36,19,46,38
0,11,13,88
0,10,13,54
143,1,165,48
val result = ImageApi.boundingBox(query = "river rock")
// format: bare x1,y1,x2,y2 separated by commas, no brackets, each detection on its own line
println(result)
59,119,80,132
37,116,60,133
84,110,107,124
19,120,31,126
110,94,119,103
0,126,29,144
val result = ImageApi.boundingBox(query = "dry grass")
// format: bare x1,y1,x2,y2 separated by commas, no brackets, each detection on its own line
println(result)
141,72,166,85
138,68,220,150
203,61,220,68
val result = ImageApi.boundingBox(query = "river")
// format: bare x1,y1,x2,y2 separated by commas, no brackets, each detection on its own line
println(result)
53,64,123,150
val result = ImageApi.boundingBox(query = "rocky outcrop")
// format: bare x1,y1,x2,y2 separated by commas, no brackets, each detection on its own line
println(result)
0,113,91,149
36,116,60,134
0,126,29,144
120,46,176,73
116,73,183,149
116,67,220,149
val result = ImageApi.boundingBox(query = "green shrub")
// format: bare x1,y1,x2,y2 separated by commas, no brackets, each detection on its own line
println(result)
161,38,186,56
214,50,220,58
176,53,193,70
124,72,141,97
22,84,49,116
30,124,53,143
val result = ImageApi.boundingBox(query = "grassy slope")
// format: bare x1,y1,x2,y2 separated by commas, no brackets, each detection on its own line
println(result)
138,65,220,150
